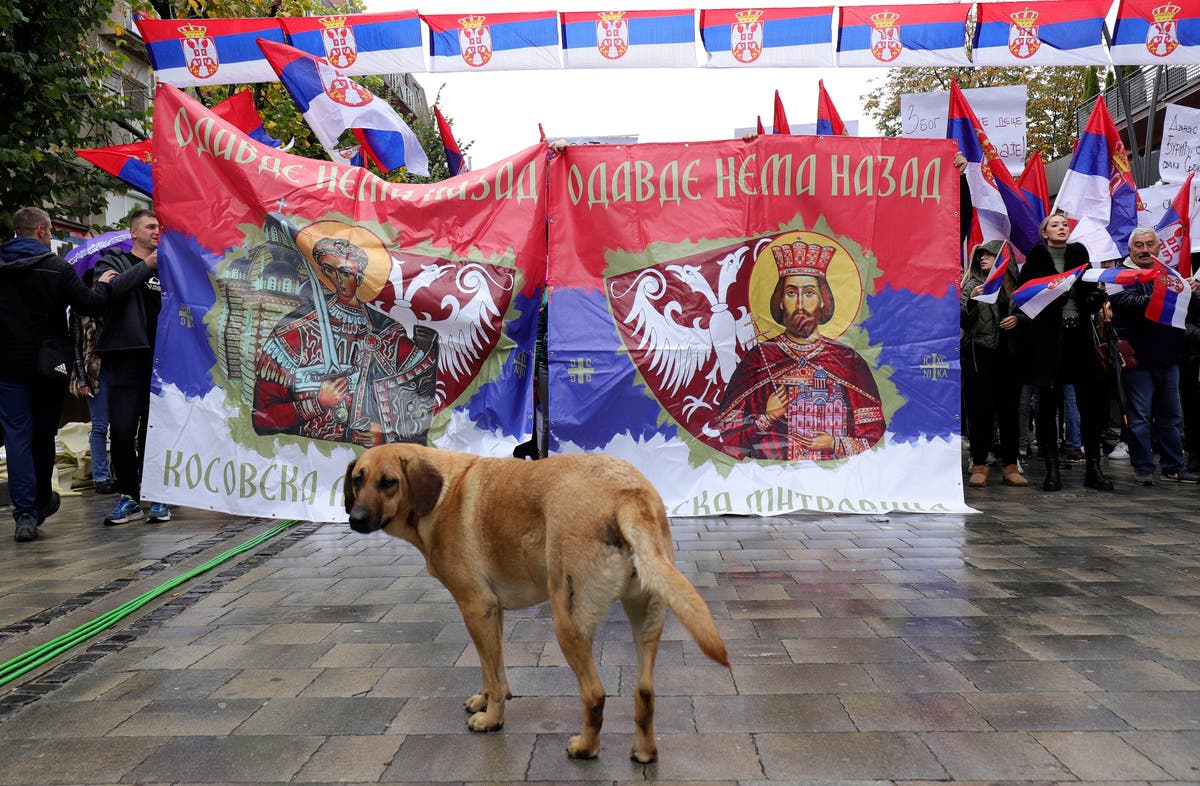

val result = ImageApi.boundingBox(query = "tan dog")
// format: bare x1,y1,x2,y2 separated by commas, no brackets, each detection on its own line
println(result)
343,443,729,762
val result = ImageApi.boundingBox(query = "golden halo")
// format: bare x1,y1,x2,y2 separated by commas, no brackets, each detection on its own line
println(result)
293,220,391,301
747,230,864,340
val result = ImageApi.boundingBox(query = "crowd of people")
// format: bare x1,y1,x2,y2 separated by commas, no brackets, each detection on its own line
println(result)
962,217,1200,492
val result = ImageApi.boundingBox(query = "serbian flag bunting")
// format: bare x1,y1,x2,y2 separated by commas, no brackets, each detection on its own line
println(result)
279,11,425,76
1156,173,1195,277
816,79,848,136
1056,96,1142,263
258,39,428,176
1111,0,1200,65
425,12,561,72
1018,150,1051,220
1012,264,1088,318
947,79,1041,254
561,9,696,68
76,142,154,195
136,15,285,86
1146,261,1192,328
971,241,1013,305
838,4,971,67
973,1,1110,66
701,7,835,67
434,105,467,177
773,90,790,135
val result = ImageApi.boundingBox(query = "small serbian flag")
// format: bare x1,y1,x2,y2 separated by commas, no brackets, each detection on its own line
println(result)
1111,0,1200,65
1081,266,1157,297
756,115,766,135
816,79,848,136
701,7,834,68
258,39,428,176
331,145,365,168
1018,150,1051,221
773,90,790,135
561,9,695,69
838,4,971,67
434,105,467,177
279,11,425,76
1012,264,1088,318
1155,173,1195,277
973,1,1110,66
136,15,285,86
971,242,1013,305
425,12,561,72
1146,261,1192,329
75,142,154,195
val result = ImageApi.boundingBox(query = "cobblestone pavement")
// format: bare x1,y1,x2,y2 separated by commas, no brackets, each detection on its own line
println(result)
1,458,1198,784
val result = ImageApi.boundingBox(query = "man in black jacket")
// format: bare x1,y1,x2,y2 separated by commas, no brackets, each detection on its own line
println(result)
94,208,165,525
0,208,129,542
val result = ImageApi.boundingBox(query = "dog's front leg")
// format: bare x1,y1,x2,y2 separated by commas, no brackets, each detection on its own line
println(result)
460,600,510,732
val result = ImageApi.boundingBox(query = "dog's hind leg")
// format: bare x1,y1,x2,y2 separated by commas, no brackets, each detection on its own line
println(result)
550,573,609,759
622,588,666,763
459,600,510,732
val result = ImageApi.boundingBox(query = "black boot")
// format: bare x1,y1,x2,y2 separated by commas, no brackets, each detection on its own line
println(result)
1043,458,1062,491
1084,459,1115,491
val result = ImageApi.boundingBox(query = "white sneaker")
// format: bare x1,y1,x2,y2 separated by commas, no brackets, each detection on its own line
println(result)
1107,441,1129,460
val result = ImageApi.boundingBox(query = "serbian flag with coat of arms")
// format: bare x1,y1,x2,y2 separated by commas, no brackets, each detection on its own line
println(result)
1155,173,1195,276
425,12,561,72
1018,150,1051,220
973,0,1110,66
701,7,835,67
1056,96,1143,263
947,80,1041,254
258,39,428,176
1111,0,1200,65
279,11,425,76
971,241,1013,305
1146,261,1192,328
1012,264,1088,318
136,15,285,86
561,9,696,69
838,4,971,67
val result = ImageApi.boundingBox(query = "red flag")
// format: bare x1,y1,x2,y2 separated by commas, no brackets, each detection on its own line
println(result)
756,115,765,136
538,123,547,143
816,80,847,136
1018,150,1051,220
772,90,790,135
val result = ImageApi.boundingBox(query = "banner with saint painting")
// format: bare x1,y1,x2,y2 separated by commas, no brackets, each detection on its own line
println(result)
143,84,545,522
546,137,967,514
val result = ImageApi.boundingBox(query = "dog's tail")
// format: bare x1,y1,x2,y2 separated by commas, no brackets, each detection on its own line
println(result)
618,502,730,668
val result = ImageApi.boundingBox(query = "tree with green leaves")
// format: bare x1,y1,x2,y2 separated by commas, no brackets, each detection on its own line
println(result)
861,66,1104,163
0,1,148,234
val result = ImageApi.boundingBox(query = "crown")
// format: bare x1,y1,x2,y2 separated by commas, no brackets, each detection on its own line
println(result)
1152,3,1180,22
178,23,209,39
598,11,626,22
458,15,487,29
870,10,900,29
319,15,347,29
771,242,836,279
1009,8,1039,28
735,9,764,24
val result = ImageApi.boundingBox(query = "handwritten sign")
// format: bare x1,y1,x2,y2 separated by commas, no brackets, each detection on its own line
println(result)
1139,181,1199,254
901,85,1027,177
1159,104,1200,184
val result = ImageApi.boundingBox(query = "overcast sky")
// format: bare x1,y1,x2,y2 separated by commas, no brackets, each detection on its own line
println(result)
366,0,924,168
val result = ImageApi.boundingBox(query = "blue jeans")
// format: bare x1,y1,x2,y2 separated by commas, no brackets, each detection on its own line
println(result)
0,374,68,520
87,368,111,482
1063,384,1081,450
1122,364,1185,475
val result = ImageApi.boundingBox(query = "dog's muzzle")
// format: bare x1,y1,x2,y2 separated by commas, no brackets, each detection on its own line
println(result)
348,508,383,534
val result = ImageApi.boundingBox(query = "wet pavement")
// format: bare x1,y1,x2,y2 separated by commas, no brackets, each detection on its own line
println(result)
1,457,1198,784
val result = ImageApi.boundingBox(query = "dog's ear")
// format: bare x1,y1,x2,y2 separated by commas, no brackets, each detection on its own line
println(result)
343,457,358,514
404,457,443,517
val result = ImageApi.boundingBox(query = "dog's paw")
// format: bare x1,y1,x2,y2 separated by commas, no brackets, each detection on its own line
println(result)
630,745,658,764
467,712,504,732
464,693,488,713
566,735,600,759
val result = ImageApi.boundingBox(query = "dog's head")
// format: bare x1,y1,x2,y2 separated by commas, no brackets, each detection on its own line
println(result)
343,445,444,535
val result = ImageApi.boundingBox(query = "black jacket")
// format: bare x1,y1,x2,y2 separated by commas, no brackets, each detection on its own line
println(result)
94,249,158,355
0,237,113,378
1110,259,1186,368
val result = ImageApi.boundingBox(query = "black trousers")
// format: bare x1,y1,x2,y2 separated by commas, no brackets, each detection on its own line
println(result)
104,350,152,501
963,345,1021,466
1036,323,1109,464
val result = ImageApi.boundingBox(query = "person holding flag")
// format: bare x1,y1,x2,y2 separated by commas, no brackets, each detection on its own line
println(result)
1110,228,1200,485
961,240,1026,488
1013,213,1113,492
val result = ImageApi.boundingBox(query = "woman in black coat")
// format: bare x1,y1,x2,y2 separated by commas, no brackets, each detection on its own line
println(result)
1012,213,1112,492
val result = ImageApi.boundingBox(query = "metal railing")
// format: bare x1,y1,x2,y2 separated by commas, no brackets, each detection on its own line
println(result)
1075,64,1200,132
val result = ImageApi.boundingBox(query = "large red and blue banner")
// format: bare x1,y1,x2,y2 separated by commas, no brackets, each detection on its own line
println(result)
545,137,967,515
143,85,544,522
